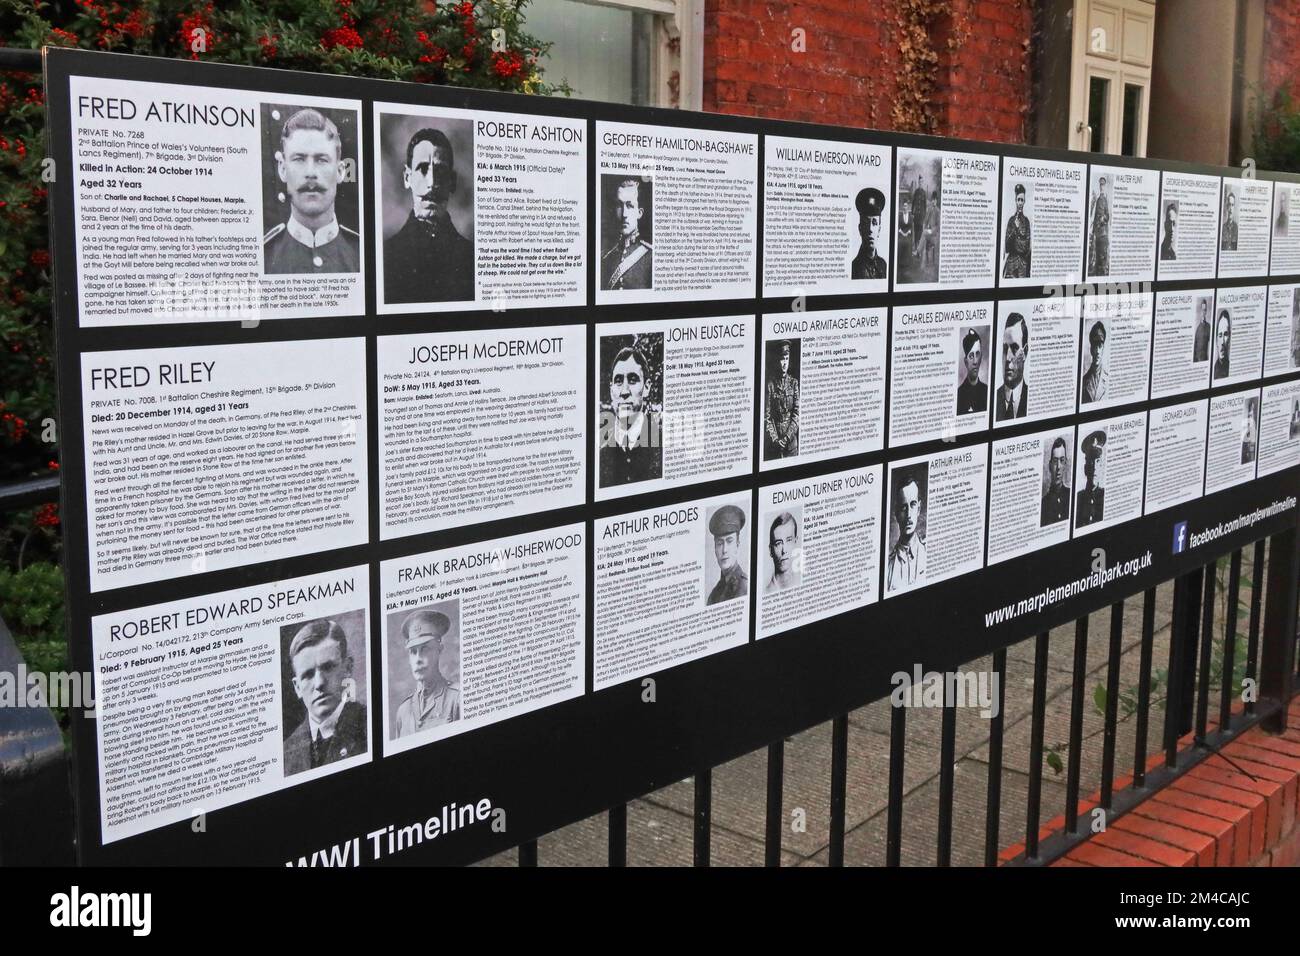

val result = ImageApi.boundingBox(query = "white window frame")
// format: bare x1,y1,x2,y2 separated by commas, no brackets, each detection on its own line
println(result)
1068,0,1154,156
565,0,704,109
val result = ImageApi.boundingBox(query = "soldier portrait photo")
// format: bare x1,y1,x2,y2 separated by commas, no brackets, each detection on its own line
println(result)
850,186,888,280
1192,295,1212,363
280,610,368,778
1159,199,1178,261
379,113,475,305
995,312,1029,422
260,103,360,275
955,325,990,417
1074,429,1107,529
1275,186,1290,238
1289,398,1300,439
1221,185,1238,251
886,463,928,593
1290,289,1300,368
1039,434,1072,527
598,332,663,488
1212,308,1232,381
763,338,800,460
1080,319,1108,405
1002,182,1032,279
386,601,462,742
1241,398,1259,465
896,151,941,285
1088,173,1111,276
704,503,749,606
764,507,804,594
600,174,653,291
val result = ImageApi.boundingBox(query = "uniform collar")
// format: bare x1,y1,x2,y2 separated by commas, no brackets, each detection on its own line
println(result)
619,229,642,254
287,214,339,249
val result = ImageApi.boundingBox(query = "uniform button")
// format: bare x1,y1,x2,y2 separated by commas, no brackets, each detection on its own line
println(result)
313,256,323,268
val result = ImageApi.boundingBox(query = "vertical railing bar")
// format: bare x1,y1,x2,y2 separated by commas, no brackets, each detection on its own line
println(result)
1219,549,1242,734
983,648,1007,867
765,740,784,868
829,714,849,867
1245,538,1265,716
608,803,627,868
693,768,711,868
936,699,957,866
1165,570,1198,767
1195,561,1216,744
1133,587,1156,787
885,705,905,867
1065,617,1088,834
1025,631,1049,859
1100,600,1124,808
518,840,538,867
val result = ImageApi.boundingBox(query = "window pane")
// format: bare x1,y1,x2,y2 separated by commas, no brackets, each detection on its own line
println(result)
1121,83,1143,156
527,0,655,106
1088,76,1109,152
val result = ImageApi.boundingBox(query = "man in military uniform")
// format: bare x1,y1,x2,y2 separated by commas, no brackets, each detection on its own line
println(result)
887,468,926,593
766,512,802,593
599,345,662,487
394,608,460,738
764,340,799,460
1002,183,1032,279
1291,290,1300,368
1221,189,1238,251
956,328,988,416
1081,321,1108,404
263,108,360,275
1241,404,1258,465
384,127,475,304
1160,203,1178,261
602,178,653,290
1276,188,1290,237
1090,176,1110,275
1040,437,1070,526
707,504,748,605
850,187,887,280
1213,310,1232,381
1193,297,1212,363
995,313,1029,422
1075,430,1107,528
283,619,367,776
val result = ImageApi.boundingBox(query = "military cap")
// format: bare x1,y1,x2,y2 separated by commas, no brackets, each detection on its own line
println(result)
1014,182,1026,197
402,609,451,649
779,340,792,356
1082,430,1108,459
962,328,982,355
856,187,885,219
709,504,746,538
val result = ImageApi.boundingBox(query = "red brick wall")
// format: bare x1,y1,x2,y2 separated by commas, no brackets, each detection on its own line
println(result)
702,0,1033,143
1264,0,1300,100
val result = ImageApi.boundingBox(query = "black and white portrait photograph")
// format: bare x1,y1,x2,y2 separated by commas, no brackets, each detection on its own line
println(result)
386,601,462,740
1039,433,1072,527
1074,429,1107,528
600,173,654,291
1241,398,1259,465
763,338,801,460
1275,185,1291,238
1002,181,1032,279
886,463,928,593
379,112,475,305
1080,319,1108,405
1213,308,1232,381
764,506,804,594
1159,199,1179,261
704,502,749,605
851,186,888,279
260,103,360,275
896,151,941,284
598,332,663,488
995,312,1029,422
1088,173,1111,276
1290,289,1300,368
955,324,990,416
1290,399,1300,439
280,609,368,777
1221,185,1238,251
1192,295,1213,363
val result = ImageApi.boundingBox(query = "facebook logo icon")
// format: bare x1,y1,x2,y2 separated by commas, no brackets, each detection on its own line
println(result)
1173,521,1189,554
